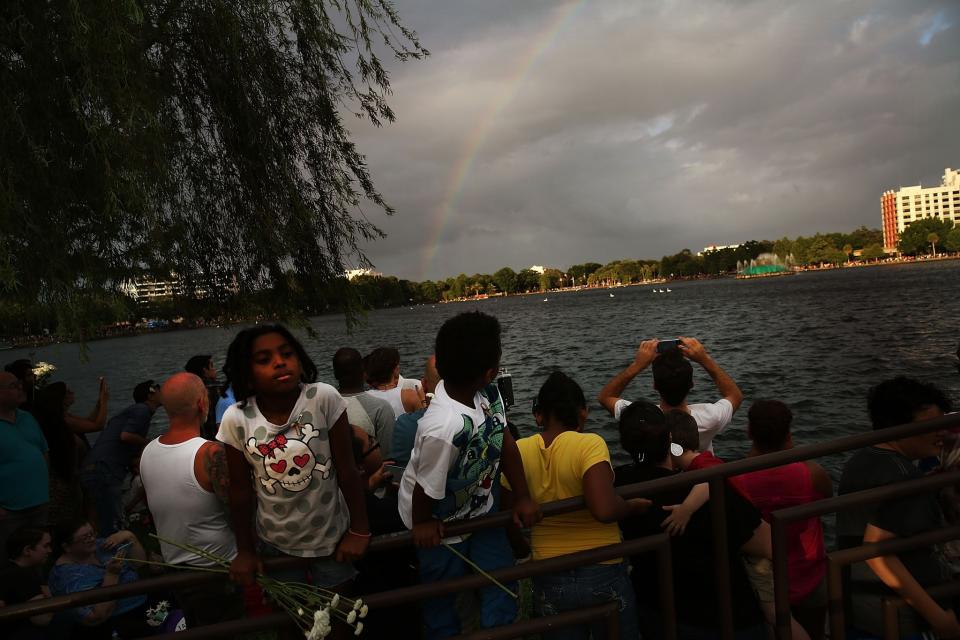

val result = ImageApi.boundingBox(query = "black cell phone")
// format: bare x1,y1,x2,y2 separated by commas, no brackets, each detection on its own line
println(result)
657,339,681,353
496,371,515,409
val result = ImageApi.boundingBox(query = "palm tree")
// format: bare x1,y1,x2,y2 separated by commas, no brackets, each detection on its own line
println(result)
928,232,940,257
842,244,853,262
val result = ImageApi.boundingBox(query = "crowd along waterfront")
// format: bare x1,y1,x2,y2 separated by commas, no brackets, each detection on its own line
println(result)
7,259,960,481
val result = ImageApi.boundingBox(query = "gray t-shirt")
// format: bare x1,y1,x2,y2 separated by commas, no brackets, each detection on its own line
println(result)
217,383,349,557
84,403,154,479
341,391,396,451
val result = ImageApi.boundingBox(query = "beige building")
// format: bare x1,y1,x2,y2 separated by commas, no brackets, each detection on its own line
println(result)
122,278,181,307
882,167,960,250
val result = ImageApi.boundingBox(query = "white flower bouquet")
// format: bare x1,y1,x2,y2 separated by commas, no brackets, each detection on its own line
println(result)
127,536,367,638
32,361,56,387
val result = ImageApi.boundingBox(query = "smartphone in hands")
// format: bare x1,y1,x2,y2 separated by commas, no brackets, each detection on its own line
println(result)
383,464,405,480
656,339,681,353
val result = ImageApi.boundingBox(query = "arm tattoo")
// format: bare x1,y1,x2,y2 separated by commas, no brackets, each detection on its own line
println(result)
204,444,231,505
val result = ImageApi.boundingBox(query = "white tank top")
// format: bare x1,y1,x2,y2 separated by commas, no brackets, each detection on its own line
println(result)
140,437,237,566
366,374,418,417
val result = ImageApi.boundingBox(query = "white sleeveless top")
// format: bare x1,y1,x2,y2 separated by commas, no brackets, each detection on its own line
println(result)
366,374,418,418
140,437,237,566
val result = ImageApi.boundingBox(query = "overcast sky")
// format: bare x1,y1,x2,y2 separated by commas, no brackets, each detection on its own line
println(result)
346,0,960,281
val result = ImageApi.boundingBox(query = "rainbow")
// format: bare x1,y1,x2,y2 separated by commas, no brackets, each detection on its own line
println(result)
418,0,589,280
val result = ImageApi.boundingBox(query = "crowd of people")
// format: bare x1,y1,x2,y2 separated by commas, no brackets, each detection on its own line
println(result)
0,312,958,640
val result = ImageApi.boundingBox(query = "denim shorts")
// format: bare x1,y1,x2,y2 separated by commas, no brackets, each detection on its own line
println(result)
532,561,639,640
259,542,357,588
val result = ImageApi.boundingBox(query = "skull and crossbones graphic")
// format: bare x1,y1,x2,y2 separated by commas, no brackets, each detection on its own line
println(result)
245,420,330,494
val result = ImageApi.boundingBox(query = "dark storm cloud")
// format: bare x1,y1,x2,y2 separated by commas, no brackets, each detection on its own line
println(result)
346,0,960,280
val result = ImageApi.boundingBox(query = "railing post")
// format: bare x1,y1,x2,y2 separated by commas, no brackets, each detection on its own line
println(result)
882,598,899,640
657,537,677,640
709,476,734,640
826,557,846,640
771,514,792,640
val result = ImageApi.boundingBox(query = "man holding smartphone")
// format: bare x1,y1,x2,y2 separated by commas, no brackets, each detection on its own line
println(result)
598,337,743,453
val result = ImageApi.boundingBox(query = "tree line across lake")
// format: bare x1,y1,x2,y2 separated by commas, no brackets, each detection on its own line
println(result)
5,222,957,340
349,221,960,307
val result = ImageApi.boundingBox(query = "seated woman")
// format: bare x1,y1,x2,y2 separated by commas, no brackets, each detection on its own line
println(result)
48,521,150,640
502,371,648,640
614,401,768,640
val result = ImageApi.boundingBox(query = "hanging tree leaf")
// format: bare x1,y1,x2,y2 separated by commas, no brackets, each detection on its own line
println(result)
0,0,427,336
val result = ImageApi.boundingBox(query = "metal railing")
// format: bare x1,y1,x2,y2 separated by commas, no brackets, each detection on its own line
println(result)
144,536,672,640
1,411,958,640
773,474,960,640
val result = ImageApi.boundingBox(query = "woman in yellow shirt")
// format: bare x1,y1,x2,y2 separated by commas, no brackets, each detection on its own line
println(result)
503,371,647,640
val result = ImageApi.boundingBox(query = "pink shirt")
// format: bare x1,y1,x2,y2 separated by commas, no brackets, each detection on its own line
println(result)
737,462,826,602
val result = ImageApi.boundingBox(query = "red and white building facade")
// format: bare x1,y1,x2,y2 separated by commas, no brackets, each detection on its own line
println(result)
881,167,960,252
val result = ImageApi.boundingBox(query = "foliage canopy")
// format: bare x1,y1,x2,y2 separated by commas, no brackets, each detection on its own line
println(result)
898,218,954,255
0,0,426,334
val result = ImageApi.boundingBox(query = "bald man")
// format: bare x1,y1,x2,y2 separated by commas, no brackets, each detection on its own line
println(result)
0,372,49,562
139,373,242,627
389,356,440,467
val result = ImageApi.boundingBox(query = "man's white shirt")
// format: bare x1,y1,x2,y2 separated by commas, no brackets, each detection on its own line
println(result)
613,398,734,453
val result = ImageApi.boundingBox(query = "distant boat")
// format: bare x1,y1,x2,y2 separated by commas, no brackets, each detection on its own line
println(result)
609,293,615,298
543,298,549,302
652,289,657,293
666,288,672,292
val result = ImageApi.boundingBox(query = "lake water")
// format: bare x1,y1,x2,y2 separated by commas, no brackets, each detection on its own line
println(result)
9,260,960,482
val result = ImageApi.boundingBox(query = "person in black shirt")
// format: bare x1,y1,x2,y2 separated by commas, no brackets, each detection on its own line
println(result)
614,401,767,639
0,526,53,640
838,376,957,639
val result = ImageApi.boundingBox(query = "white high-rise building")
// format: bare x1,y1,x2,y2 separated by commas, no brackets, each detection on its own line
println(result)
882,167,960,251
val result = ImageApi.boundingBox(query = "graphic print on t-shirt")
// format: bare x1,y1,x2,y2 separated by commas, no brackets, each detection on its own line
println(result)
442,385,505,521
244,417,331,494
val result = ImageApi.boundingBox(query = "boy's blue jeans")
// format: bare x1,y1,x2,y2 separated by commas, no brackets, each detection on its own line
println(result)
532,562,639,640
417,528,517,639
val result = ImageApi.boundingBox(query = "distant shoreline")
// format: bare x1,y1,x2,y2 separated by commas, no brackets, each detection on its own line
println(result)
441,253,960,302
4,254,958,350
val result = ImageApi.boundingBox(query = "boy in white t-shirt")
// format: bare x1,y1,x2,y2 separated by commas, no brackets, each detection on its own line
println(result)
597,337,743,453
398,311,541,639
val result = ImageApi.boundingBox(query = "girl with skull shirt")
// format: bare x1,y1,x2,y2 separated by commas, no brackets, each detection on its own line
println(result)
217,326,370,589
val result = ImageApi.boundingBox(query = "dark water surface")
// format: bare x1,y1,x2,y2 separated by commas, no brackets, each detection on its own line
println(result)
11,261,960,482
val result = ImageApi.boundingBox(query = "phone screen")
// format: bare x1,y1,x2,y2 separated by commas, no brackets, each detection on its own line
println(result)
383,464,405,478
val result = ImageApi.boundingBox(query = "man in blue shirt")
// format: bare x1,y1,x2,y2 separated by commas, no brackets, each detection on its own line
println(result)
81,380,161,535
214,385,235,428
389,355,439,467
0,371,49,562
